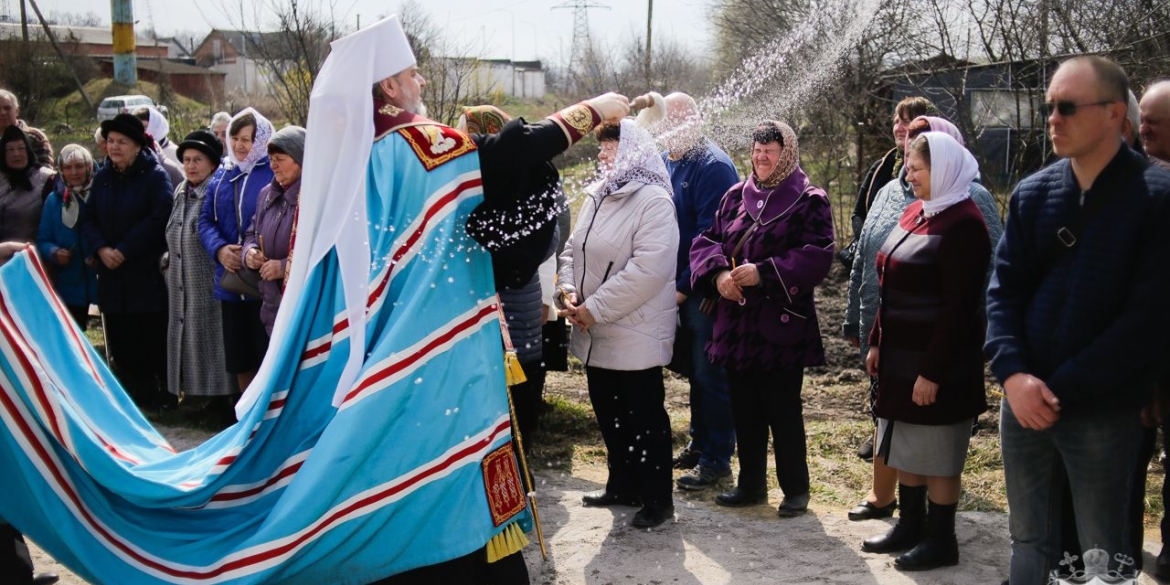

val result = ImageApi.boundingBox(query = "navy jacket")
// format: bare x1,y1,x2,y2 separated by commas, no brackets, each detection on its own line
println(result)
664,140,740,297
986,146,1170,411
80,148,173,314
197,159,274,301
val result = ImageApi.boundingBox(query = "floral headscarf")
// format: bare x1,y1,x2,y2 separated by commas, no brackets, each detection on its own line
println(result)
592,118,673,198
228,107,274,175
752,120,799,189
57,144,95,228
459,105,512,135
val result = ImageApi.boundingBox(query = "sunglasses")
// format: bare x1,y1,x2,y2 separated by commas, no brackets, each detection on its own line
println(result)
1040,100,1115,118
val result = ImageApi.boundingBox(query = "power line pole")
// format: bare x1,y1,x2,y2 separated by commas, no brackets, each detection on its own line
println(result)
27,0,93,109
111,0,137,86
552,0,609,76
19,0,28,41
645,0,653,86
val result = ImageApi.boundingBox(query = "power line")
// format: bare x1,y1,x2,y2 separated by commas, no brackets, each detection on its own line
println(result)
552,0,609,74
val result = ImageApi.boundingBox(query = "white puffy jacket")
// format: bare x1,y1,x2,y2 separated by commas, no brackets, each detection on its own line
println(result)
557,180,679,370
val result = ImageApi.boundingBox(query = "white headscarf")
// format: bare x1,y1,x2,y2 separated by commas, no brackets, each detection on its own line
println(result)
228,107,275,175
592,118,673,198
919,131,978,217
138,105,170,146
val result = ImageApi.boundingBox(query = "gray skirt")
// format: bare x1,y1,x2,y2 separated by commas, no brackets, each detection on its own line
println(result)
875,417,973,477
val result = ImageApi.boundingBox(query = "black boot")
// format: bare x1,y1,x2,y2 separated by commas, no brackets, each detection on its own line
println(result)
895,500,959,571
862,483,926,553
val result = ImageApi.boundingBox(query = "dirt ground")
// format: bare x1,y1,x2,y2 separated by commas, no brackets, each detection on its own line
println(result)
27,265,1168,583
29,462,1165,584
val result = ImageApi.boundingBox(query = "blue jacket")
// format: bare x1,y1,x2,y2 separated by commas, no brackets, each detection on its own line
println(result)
664,140,740,297
37,190,97,308
80,148,173,314
197,159,274,301
986,146,1170,411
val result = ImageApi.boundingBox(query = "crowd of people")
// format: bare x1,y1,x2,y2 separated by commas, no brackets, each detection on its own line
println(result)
1,46,1169,585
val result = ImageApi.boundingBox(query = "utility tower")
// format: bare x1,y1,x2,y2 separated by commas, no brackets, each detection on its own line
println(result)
552,0,609,72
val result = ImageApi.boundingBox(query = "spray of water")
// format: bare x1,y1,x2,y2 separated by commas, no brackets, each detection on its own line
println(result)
552,0,884,217
382,0,883,273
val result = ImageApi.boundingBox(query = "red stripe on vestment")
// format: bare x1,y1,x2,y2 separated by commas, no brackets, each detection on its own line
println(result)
342,303,497,405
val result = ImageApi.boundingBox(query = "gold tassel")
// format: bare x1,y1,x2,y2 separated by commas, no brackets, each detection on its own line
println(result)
486,522,530,563
504,350,527,386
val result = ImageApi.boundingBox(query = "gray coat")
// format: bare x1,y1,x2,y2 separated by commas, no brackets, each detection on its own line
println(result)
165,178,234,396
843,175,1004,360
0,166,53,242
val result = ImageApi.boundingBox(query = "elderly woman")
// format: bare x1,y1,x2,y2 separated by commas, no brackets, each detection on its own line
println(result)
556,119,679,529
690,121,834,518
0,125,55,242
37,144,98,328
94,126,108,166
861,132,992,570
165,129,234,403
210,111,232,149
845,97,936,462
81,113,173,410
243,125,305,337
844,116,1003,523
198,108,275,393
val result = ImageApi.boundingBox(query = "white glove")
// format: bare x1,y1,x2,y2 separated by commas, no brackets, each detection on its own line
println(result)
586,92,631,122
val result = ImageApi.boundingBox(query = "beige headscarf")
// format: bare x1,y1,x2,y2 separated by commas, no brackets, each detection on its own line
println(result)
752,120,799,189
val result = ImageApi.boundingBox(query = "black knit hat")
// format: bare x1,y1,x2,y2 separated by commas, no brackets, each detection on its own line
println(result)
177,129,223,163
100,113,149,147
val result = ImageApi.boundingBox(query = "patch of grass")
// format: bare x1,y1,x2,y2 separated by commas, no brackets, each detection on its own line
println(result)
528,395,603,471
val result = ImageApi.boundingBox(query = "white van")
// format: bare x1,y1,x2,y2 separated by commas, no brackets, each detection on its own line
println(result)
96,95,167,121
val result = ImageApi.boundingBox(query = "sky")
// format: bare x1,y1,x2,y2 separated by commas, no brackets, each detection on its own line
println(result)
25,0,716,63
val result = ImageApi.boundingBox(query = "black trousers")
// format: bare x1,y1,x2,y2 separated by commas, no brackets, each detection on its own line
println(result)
66,304,90,330
510,361,547,442
103,311,168,408
585,366,673,507
0,523,33,585
368,547,528,584
727,366,810,497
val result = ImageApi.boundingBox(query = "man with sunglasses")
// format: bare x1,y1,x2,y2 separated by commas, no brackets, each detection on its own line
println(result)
986,55,1170,585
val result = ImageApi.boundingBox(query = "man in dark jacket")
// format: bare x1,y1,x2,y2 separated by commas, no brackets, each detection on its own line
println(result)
986,55,1170,585
655,92,741,490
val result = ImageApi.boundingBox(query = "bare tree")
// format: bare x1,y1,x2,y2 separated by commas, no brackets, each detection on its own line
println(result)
217,0,341,125
0,29,97,124
45,10,104,27
397,1,493,126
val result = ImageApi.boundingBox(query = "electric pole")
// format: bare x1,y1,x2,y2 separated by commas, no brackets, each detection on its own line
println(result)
111,0,138,86
645,0,653,86
552,0,609,77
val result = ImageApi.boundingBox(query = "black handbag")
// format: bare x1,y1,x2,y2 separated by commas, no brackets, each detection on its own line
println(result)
220,268,261,299
837,239,858,269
